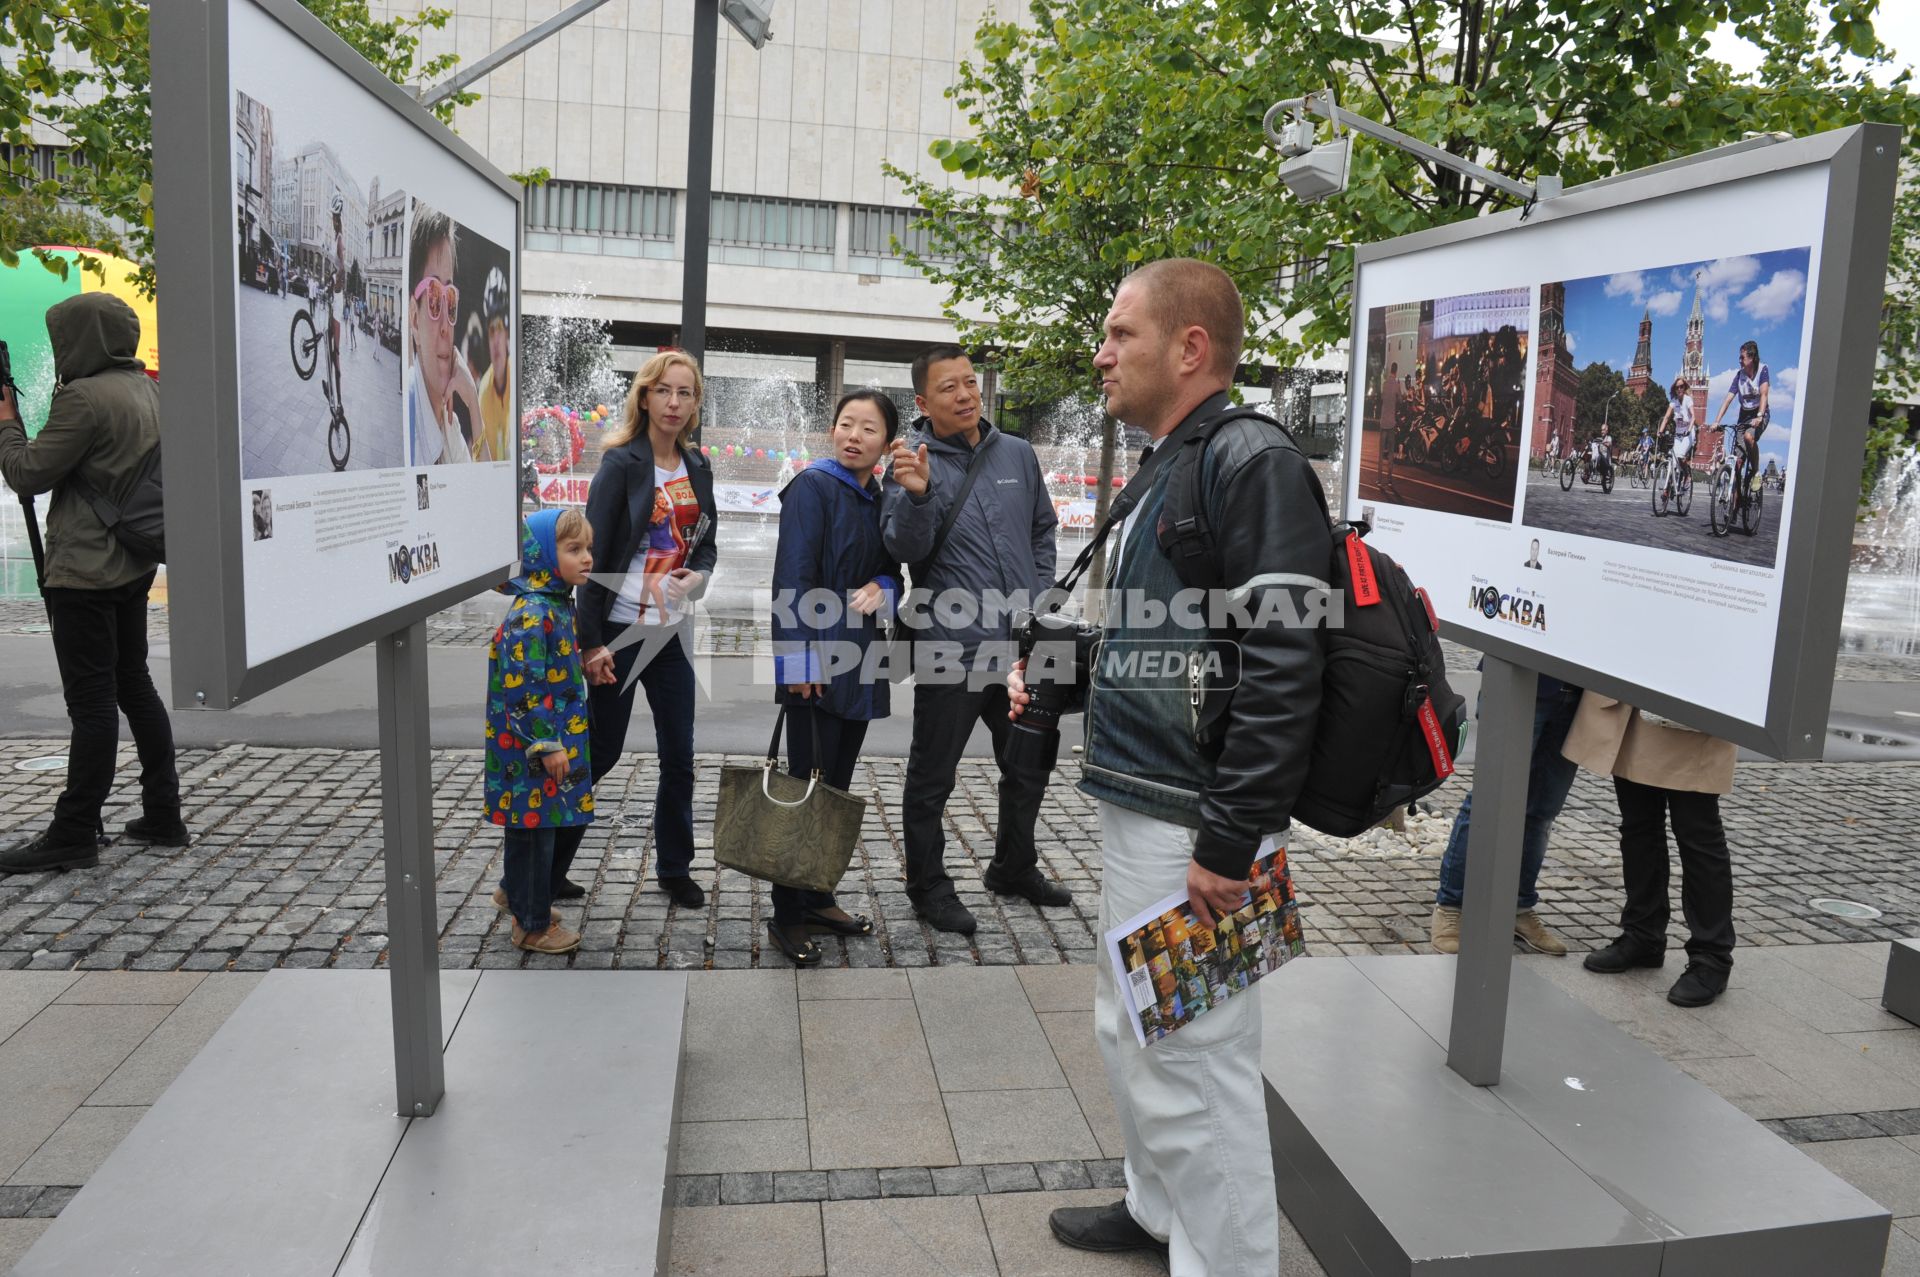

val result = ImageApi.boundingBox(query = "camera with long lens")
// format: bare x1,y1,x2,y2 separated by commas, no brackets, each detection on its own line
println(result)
1005,608,1101,773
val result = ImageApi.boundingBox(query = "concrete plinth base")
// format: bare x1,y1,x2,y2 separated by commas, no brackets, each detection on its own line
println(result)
1262,956,1890,1277
1884,938,1920,1027
14,968,689,1277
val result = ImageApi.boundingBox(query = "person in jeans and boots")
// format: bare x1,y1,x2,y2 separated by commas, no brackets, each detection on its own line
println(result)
1013,260,1331,1274
882,345,1068,936
1563,691,1738,1007
765,390,900,965
485,509,598,954
0,293,184,874
570,351,718,911
1428,672,1582,957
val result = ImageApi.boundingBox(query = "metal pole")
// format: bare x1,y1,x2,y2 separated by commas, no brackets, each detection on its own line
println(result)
377,620,445,1117
680,0,718,368
1446,655,1536,1085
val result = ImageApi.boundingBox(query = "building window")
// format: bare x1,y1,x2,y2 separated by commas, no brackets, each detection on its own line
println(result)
525,180,676,240
707,193,835,271
849,205,953,261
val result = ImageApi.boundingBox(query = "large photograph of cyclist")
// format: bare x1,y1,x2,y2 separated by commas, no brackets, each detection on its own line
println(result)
232,90,407,479
1356,288,1529,523
1522,248,1807,569
403,199,513,467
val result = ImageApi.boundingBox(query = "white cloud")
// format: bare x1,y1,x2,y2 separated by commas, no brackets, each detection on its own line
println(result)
1647,290,1683,317
1564,329,1576,353
1695,255,1761,293
1605,271,1647,302
1740,269,1807,324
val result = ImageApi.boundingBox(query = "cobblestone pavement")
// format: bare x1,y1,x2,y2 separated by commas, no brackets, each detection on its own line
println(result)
1523,468,1781,567
0,739,1914,974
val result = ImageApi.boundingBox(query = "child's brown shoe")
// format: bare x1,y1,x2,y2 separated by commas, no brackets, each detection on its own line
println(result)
511,921,582,955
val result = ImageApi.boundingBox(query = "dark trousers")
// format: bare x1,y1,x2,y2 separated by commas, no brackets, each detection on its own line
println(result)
42,571,179,845
551,623,696,887
502,826,557,932
900,681,1046,905
1614,776,1736,972
770,703,869,927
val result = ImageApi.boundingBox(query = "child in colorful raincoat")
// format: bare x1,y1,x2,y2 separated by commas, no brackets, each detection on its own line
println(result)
485,508,596,953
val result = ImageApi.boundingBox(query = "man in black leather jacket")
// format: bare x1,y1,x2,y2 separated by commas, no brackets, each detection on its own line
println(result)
1012,259,1329,1273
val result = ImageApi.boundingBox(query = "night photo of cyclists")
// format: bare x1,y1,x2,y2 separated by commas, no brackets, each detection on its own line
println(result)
234,89,407,479
1358,289,1528,522
1521,249,1808,569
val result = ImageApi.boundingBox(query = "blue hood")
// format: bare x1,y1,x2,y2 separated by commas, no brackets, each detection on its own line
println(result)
502,510,570,598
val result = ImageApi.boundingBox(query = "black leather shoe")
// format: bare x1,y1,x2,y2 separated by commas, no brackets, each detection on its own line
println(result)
122,815,191,847
914,896,978,936
660,876,706,909
1049,1200,1166,1255
553,877,587,900
1582,937,1665,973
0,831,101,875
983,868,1072,908
1667,962,1729,1008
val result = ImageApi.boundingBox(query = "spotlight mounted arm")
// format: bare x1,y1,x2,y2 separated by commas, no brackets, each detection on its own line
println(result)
1263,89,1561,207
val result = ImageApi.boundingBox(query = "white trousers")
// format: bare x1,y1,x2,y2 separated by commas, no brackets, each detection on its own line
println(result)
1094,800,1280,1277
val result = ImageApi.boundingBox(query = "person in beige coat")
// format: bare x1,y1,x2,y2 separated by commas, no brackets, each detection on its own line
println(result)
1562,690,1738,1007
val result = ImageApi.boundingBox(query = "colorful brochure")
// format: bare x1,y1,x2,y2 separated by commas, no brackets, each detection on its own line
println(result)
1104,839,1306,1048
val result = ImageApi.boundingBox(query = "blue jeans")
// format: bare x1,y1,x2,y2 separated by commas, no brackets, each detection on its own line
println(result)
502,826,557,932
1434,676,1583,910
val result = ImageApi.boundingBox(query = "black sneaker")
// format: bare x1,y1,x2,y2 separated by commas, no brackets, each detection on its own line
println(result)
123,815,191,847
0,831,101,875
1582,937,1666,974
913,896,978,936
659,876,705,909
1667,962,1729,1008
553,877,587,900
983,868,1073,908
1049,1200,1167,1255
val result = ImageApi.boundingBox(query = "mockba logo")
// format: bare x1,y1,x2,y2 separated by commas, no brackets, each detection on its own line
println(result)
1468,581,1547,631
389,541,442,585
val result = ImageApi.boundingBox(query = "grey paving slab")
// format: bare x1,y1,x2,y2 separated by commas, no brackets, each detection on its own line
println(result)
801,998,955,1171
1799,1137,1920,1218
0,975,79,1047
85,973,265,1107
336,971,687,1276
1016,964,1096,1014
943,1089,1100,1166
675,1119,811,1175
1831,1029,1920,1089
1036,1010,1125,1160
1774,942,1895,999
1678,1054,1832,1121
976,1188,1168,1276
0,1220,51,1274
8,970,467,1277
1730,949,1912,1034
666,1203,824,1276
0,1003,169,1185
53,972,205,1006
1691,988,1920,1114
1521,956,1753,1061
679,970,802,1122
1883,1222,1920,1276
794,970,911,1000
822,1196,998,1276
910,967,1066,1092
6,1107,146,1189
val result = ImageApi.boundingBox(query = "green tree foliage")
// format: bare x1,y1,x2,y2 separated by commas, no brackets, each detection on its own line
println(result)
0,0,472,294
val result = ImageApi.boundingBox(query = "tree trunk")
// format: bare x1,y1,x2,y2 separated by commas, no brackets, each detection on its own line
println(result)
1084,411,1119,622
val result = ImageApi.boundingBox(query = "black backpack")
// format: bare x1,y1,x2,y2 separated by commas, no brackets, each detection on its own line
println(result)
1157,409,1466,838
69,442,166,564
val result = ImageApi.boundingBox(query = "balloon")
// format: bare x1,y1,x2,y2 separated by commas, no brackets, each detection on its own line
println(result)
755,448,765,459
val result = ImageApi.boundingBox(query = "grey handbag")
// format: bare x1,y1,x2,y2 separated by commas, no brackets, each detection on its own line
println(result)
714,705,867,893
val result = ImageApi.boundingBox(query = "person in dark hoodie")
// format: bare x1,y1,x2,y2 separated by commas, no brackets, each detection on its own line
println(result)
765,389,900,966
0,292,184,875
485,508,599,954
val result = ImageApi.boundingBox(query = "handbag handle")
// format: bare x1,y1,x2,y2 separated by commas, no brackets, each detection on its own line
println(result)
760,703,827,808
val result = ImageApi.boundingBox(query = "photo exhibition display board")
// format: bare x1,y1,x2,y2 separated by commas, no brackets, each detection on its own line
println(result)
1343,127,1897,758
156,0,521,706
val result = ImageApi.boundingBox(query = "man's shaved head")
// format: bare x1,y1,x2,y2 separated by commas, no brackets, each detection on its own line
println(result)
1123,258,1245,379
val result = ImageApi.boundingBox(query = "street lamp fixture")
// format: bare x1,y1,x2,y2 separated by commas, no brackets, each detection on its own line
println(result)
720,0,775,48
1263,89,1561,209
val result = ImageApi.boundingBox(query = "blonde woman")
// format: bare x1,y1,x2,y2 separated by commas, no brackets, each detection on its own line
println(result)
559,351,718,911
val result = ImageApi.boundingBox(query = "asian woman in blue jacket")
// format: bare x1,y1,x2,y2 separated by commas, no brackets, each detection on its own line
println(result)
766,390,900,966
